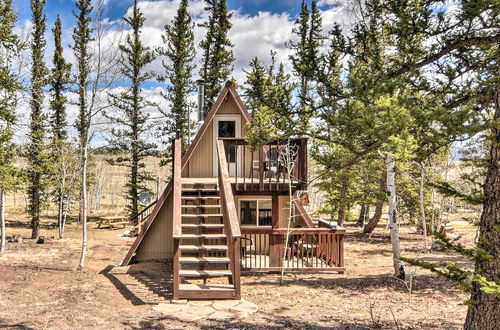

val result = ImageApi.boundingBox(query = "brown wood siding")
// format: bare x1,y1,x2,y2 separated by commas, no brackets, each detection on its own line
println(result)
134,192,174,260
279,195,308,228
184,95,248,178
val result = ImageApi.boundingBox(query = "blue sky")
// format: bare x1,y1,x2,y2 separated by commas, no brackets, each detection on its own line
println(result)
15,0,322,31
12,0,347,146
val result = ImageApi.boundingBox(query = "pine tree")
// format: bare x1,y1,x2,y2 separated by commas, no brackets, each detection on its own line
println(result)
199,0,234,115
159,0,195,150
49,16,72,238
243,56,269,116
106,0,156,217
27,0,49,239
72,0,93,269
0,0,22,253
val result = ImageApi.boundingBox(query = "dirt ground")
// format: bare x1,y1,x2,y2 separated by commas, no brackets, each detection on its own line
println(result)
0,213,474,329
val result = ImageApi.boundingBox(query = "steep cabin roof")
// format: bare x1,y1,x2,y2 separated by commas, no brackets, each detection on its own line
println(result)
121,81,252,266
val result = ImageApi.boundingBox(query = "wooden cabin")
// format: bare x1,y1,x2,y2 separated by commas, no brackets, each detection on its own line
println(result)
121,81,346,300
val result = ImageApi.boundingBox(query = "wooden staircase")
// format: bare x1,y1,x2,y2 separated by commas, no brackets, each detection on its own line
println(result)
172,139,241,300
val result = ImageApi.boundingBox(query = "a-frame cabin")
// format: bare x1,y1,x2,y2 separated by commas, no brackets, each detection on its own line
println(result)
121,81,345,300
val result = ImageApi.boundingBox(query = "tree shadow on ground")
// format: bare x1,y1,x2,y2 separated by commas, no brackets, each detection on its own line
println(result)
123,313,461,329
243,273,461,296
0,318,35,330
100,263,172,306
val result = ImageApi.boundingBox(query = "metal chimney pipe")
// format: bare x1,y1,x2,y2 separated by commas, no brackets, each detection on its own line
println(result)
197,79,205,122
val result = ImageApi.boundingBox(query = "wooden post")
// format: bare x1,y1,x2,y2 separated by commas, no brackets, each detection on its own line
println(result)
272,195,279,229
173,239,180,299
259,148,264,191
269,233,283,267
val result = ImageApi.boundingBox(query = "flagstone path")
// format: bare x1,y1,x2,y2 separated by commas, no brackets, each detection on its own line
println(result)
152,299,259,322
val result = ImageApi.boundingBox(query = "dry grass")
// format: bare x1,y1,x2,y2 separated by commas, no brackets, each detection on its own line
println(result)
0,210,474,329
4,154,169,211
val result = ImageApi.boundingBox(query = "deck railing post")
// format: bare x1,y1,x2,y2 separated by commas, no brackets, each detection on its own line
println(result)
171,139,182,299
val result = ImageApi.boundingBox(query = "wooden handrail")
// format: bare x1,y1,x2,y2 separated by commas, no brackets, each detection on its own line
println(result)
129,200,156,223
216,140,241,238
216,139,241,298
172,138,182,238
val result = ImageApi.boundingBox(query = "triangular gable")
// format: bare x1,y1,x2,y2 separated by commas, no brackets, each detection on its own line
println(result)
121,81,252,266
181,81,251,167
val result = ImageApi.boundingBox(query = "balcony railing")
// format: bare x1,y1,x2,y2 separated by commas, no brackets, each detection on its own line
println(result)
221,138,308,192
240,226,345,272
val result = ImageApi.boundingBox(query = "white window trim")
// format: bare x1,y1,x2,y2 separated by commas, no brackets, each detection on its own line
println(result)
238,198,272,226
212,114,242,177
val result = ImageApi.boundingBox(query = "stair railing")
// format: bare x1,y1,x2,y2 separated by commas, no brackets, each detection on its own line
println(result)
130,200,157,235
172,138,182,299
216,139,242,299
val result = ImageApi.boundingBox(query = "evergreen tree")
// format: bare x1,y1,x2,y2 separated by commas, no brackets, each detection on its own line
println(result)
0,0,22,253
287,0,324,132
243,56,270,116
288,0,308,114
72,0,93,269
199,0,234,115
159,0,195,150
106,0,156,217
27,0,49,239
49,16,72,238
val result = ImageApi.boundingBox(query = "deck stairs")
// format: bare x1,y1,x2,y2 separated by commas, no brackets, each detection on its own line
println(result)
173,182,239,300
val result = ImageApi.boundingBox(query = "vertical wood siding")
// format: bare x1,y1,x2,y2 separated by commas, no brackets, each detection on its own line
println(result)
185,96,247,178
134,192,174,260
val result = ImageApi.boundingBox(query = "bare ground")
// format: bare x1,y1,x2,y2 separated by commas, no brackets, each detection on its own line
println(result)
0,214,474,329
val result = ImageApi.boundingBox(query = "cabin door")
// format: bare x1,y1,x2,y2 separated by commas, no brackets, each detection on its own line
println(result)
213,115,241,177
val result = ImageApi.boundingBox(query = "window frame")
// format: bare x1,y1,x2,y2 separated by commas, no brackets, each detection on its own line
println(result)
238,198,273,227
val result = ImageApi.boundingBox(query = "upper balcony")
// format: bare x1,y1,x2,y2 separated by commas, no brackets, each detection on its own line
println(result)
218,137,308,193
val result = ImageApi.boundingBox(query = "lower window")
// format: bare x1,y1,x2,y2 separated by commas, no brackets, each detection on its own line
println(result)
239,199,272,226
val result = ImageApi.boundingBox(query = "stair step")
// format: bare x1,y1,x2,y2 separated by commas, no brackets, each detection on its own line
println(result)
181,205,221,208
179,257,230,264
179,284,235,292
179,245,228,252
181,223,224,229
182,196,220,200
179,270,232,278
182,214,223,218
180,234,226,239
182,188,217,192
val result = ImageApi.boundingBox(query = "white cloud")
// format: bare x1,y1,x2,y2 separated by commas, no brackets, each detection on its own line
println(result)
14,0,354,147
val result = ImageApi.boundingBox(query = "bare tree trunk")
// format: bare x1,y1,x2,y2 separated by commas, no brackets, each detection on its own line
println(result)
417,162,427,251
78,145,88,269
357,203,369,227
337,176,349,226
280,140,298,285
57,186,64,238
363,172,386,234
430,188,435,236
0,188,5,254
385,155,404,278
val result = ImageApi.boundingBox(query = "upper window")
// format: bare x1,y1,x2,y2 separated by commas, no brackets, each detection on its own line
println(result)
239,199,272,226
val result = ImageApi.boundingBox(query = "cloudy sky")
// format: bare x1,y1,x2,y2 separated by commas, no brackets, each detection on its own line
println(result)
13,0,352,147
